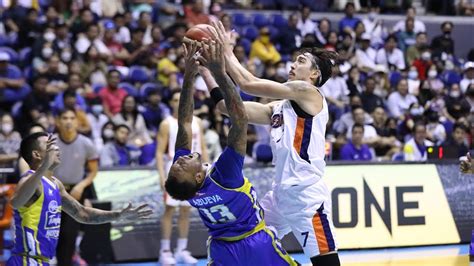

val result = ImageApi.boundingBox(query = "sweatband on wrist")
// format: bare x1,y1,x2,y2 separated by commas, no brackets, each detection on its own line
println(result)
210,87,224,104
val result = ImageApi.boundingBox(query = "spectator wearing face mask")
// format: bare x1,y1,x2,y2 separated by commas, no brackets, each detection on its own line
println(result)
445,83,471,120
421,65,444,94
101,121,115,146
375,34,406,71
425,111,446,145
157,47,179,87
431,21,455,57
442,123,469,159
249,27,281,65
0,113,21,167
407,66,421,96
412,49,433,81
404,122,434,161
361,7,386,48
340,123,373,161
87,98,110,151
460,61,474,93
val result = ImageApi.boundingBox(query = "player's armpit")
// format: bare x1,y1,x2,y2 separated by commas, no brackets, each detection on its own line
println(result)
217,101,273,125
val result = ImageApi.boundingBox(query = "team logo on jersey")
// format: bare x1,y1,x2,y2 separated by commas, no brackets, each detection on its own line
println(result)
271,113,284,128
45,200,61,231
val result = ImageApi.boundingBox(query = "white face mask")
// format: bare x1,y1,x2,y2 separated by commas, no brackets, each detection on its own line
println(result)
61,51,72,62
202,119,210,130
44,32,56,42
421,52,431,61
168,54,177,62
42,47,53,58
410,107,424,116
368,12,377,21
450,91,460,98
408,70,418,80
104,128,114,139
1,123,13,134
92,105,103,115
428,70,437,78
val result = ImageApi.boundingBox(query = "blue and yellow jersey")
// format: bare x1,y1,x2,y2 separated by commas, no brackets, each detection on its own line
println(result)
12,170,62,262
175,147,265,241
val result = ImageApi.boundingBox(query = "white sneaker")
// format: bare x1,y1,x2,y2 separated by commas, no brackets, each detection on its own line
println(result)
174,250,198,264
159,250,176,265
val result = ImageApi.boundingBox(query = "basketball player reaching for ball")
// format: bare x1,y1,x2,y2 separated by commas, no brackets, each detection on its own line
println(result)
165,41,298,265
8,133,152,266
203,22,341,265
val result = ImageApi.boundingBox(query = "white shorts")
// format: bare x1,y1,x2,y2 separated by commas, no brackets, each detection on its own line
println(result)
164,192,192,207
260,180,337,258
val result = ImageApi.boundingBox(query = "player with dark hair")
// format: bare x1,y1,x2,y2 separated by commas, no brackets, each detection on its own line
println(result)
203,22,341,265
165,41,298,265
8,132,151,265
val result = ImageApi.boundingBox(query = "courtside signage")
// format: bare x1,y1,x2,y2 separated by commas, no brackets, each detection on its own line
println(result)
325,164,460,248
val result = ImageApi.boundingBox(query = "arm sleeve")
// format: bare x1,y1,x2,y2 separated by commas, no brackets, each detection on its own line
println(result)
173,148,191,163
211,147,244,189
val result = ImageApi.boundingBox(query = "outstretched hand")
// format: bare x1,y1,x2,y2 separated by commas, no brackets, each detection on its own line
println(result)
119,203,153,221
210,21,233,55
201,38,225,73
182,41,201,77
43,134,60,170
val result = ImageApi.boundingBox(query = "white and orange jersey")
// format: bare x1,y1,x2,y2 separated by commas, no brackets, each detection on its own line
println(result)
166,116,202,161
270,96,329,187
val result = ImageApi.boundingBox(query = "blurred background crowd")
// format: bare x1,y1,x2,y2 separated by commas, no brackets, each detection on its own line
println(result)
0,0,473,175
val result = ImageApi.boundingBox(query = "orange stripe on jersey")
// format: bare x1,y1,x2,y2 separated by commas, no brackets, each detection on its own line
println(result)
312,213,329,254
293,117,305,153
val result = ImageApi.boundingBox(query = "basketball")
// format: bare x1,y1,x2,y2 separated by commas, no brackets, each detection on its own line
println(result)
184,24,214,42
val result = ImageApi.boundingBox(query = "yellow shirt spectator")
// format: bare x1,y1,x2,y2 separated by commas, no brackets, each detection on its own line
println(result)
157,58,179,87
249,30,281,64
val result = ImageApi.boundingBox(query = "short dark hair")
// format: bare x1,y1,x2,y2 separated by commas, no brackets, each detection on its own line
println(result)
62,89,76,100
345,2,355,9
351,105,364,113
297,47,339,87
58,107,76,117
416,32,427,37
114,123,130,132
385,34,398,43
352,123,365,132
165,172,200,200
441,21,453,29
453,123,467,133
20,132,48,165
108,69,121,77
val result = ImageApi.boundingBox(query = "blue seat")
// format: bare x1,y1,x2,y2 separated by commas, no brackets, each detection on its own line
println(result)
139,141,157,166
392,152,404,161
232,13,249,27
253,142,273,163
119,82,138,97
19,47,32,66
238,38,252,55
0,47,19,62
252,14,269,29
23,66,33,81
442,70,461,86
267,26,279,41
271,14,288,28
128,66,149,84
243,26,259,41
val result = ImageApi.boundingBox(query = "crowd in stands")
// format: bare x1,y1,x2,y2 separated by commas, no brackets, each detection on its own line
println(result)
0,0,473,172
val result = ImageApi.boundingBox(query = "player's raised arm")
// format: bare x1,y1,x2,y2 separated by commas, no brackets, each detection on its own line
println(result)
175,42,200,151
202,39,248,156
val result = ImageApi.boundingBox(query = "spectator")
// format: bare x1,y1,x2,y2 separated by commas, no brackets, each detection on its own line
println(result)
458,0,474,15
141,88,170,137
346,67,364,96
421,65,445,100
62,89,91,135
425,111,446,145
373,64,391,98
297,6,317,37
54,20,74,60
202,113,222,163
53,73,89,112
113,13,131,44
397,18,417,53
184,0,211,26
220,14,239,47
445,83,471,120
375,34,406,71
346,106,379,145
87,98,109,151
323,31,338,51
407,66,421,96
403,123,434,161
53,107,99,266
392,7,426,34
17,8,42,48
406,32,428,66
387,79,418,118
339,2,361,34
370,106,402,158
361,76,384,113
125,27,150,66
157,47,179,87
321,64,349,120
277,13,302,55
69,8,95,39
80,45,108,86
2,0,26,35
249,27,281,65
75,23,110,56
412,48,432,82
112,95,152,147
18,75,51,134
355,33,377,73
0,52,28,105
149,25,167,65
361,7,386,48
340,123,373,161
100,124,141,167
442,123,469,158
137,11,153,45
314,18,331,48
460,61,474,93
101,121,115,145
0,113,21,167
103,21,130,68
42,6,59,29
467,85,474,113
98,70,128,118
431,21,455,57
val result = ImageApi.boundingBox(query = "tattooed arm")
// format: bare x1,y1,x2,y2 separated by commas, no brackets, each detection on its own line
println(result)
58,181,151,224
204,39,248,156
175,42,200,151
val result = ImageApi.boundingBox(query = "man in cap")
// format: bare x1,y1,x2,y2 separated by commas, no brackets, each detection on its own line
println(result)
460,61,474,93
